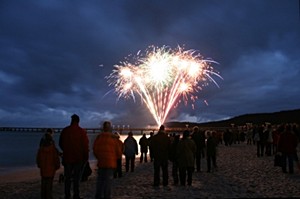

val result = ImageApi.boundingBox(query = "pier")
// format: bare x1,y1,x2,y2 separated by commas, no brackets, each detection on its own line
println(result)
0,126,229,134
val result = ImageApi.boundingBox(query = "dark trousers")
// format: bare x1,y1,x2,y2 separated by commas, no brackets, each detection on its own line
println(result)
114,158,122,178
64,162,82,199
179,167,194,186
207,155,216,172
140,152,148,163
125,156,135,172
195,149,204,172
282,153,295,173
41,177,54,199
95,168,114,199
153,159,168,186
149,148,154,162
266,142,272,156
172,162,179,185
257,142,265,157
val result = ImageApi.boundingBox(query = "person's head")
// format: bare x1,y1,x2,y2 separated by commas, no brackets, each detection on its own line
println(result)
193,126,199,133
285,124,292,132
43,132,54,146
206,131,212,137
128,131,133,137
183,130,190,139
159,125,165,132
102,121,112,132
71,114,80,124
46,128,53,135
174,134,180,141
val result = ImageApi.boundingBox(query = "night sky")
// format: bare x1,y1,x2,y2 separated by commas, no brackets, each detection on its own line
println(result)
1,0,299,128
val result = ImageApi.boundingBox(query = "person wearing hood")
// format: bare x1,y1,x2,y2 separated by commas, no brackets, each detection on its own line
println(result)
36,129,61,199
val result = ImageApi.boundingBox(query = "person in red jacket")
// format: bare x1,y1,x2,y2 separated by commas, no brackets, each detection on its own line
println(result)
278,124,299,174
93,121,122,199
36,130,60,199
59,114,89,199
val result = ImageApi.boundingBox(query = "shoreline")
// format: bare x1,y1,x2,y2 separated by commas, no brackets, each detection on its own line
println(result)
1,143,300,198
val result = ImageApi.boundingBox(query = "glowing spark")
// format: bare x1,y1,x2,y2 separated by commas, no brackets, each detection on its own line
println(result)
106,45,222,126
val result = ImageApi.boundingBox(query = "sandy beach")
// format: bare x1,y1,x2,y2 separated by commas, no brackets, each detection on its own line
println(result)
1,143,300,199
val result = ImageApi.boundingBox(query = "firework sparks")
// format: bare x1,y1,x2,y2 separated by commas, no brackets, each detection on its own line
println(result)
106,45,222,127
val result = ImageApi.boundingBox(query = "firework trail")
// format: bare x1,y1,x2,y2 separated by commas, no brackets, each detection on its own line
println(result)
106,45,222,127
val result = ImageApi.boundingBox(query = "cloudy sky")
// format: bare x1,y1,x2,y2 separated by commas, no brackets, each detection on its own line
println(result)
0,0,299,128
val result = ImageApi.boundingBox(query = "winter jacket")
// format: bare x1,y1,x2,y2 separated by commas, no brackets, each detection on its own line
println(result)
192,131,206,153
36,144,60,177
59,123,89,164
139,135,149,153
151,130,171,161
176,138,196,168
206,136,217,156
278,131,298,155
93,132,122,169
124,136,138,158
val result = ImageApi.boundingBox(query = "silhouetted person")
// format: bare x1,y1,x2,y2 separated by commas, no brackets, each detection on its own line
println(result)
256,125,265,157
191,126,206,172
148,131,154,162
37,131,60,199
206,131,217,172
265,124,273,156
151,125,171,186
139,133,148,163
169,134,180,185
278,124,298,174
177,130,196,186
59,114,89,199
124,131,138,172
223,129,231,146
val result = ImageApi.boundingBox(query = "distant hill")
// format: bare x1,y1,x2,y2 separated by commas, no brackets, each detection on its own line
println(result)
165,109,300,128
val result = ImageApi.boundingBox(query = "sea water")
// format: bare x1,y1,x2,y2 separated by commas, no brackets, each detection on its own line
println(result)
0,131,144,174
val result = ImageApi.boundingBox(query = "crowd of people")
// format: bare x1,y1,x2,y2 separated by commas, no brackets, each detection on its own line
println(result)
221,122,300,174
35,113,300,199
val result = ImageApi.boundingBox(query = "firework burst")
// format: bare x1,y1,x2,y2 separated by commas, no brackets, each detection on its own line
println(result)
106,45,222,127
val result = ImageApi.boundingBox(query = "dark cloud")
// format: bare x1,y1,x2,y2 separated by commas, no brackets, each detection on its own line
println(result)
0,0,299,128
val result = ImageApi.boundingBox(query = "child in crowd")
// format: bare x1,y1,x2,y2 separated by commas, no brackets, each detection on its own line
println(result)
36,130,61,199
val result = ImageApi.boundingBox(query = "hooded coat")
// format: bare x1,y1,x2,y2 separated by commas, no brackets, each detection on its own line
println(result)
36,143,60,177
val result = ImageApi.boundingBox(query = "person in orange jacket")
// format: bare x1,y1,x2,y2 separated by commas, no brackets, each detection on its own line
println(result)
93,121,123,199
36,129,60,199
